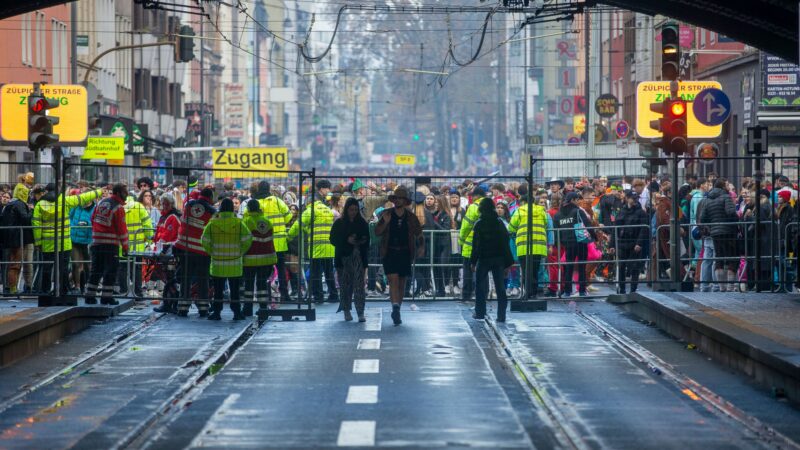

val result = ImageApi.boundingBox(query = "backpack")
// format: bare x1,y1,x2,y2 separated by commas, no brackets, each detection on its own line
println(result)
0,204,16,248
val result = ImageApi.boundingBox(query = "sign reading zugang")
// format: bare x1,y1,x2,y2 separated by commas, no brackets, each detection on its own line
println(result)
212,147,289,178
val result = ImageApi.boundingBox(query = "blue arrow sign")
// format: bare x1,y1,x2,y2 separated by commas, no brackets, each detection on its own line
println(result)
693,88,731,126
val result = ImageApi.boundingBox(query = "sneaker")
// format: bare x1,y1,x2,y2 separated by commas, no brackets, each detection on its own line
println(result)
207,312,222,321
445,285,452,295
508,287,521,298
570,291,581,298
587,285,600,293
366,290,379,297
453,286,461,295
423,290,433,297
344,310,353,321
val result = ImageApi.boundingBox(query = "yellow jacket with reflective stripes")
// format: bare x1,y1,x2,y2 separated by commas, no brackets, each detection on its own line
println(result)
242,211,278,267
258,196,292,253
508,203,548,257
124,197,154,254
32,189,102,252
458,201,481,257
288,200,335,259
201,212,253,277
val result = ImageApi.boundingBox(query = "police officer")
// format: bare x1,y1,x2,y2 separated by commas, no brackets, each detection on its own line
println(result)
254,181,293,301
458,185,489,301
175,186,216,317
242,200,277,316
610,190,649,294
85,184,129,305
33,183,103,296
288,179,337,304
202,198,252,320
508,190,551,299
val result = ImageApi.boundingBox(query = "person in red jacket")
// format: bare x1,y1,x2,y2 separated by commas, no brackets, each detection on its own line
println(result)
85,183,129,305
153,193,181,314
174,187,216,317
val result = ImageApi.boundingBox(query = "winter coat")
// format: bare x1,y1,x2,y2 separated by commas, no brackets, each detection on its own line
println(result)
743,203,778,262
611,203,649,251
699,188,738,237
553,203,596,246
374,207,423,260
470,215,514,268
69,204,95,246
330,214,370,269
1,199,33,247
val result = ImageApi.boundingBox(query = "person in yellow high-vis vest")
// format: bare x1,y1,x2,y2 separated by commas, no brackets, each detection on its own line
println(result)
117,195,153,297
288,179,337,304
254,181,293,301
458,185,488,301
242,200,278,316
202,198,253,320
508,192,552,299
32,183,103,296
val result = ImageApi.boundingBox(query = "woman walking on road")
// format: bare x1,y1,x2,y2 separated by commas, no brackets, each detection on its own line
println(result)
471,198,514,322
330,197,370,322
375,186,423,326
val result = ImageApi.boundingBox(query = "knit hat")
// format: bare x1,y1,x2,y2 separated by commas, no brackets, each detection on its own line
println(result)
564,192,581,203
778,189,792,202
13,183,29,202
351,178,366,192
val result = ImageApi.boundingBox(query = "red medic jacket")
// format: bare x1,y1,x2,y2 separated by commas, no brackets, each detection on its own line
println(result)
91,194,129,252
175,195,216,255
154,208,181,244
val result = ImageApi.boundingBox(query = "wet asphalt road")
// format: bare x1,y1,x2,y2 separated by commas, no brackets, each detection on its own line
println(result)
0,300,798,449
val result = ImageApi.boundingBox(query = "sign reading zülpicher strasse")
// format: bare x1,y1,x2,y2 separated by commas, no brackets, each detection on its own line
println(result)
212,147,289,178
635,81,723,140
0,84,88,144
82,137,125,160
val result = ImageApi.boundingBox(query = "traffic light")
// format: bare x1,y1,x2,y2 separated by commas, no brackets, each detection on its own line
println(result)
660,22,680,81
175,25,195,63
649,95,688,155
412,133,420,141
28,93,59,151
639,144,666,173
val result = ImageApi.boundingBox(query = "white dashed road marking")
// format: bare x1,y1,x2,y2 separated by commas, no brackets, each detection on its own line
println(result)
357,338,381,350
352,359,380,374
364,308,382,331
337,420,376,446
346,385,379,404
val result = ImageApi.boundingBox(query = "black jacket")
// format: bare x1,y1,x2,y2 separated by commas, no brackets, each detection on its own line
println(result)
0,199,33,247
743,202,778,261
330,215,370,269
611,203,649,250
470,215,513,268
699,188,737,237
553,203,596,246
598,194,621,227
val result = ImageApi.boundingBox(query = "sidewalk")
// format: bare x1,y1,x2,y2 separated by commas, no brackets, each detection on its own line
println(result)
622,291,800,403
0,298,135,367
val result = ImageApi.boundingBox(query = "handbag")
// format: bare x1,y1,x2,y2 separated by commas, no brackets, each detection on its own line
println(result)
573,209,594,244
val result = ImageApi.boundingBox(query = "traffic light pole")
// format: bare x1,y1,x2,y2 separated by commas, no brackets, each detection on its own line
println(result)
669,149,681,289
82,42,177,84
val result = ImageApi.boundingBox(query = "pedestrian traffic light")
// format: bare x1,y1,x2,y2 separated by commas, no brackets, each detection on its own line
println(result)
28,93,59,151
413,133,420,141
661,22,680,81
175,25,195,63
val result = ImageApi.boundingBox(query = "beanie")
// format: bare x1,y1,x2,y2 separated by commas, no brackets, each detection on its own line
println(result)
778,189,792,202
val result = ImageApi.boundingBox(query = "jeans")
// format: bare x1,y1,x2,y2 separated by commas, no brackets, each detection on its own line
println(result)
700,238,718,292
563,243,588,295
461,257,475,301
474,256,508,320
85,244,120,302
310,258,337,302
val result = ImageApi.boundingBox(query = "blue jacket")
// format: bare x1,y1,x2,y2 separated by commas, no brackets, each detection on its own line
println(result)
70,204,95,245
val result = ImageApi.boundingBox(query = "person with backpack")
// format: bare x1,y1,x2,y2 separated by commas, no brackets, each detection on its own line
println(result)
699,179,739,291
69,189,96,294
553,192,597,297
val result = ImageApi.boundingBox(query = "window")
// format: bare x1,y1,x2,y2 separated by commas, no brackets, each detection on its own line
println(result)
116,15,132,89
34,11,46,70
21,13,31,66
710,31,716,44
699,29,706,48
51,19,68,83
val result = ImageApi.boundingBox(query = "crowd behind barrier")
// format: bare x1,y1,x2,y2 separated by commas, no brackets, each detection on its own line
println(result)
1,162,799,321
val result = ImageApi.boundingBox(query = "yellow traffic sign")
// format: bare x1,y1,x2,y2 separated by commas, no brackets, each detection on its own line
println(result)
636,81,722,139
82,137,124,160
0,84,88,144
212,147,289,178
394,154,416,165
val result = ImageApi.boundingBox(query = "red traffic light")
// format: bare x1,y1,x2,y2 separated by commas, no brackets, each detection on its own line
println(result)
31,98,47,113
451,123,458,130
670,101,685,116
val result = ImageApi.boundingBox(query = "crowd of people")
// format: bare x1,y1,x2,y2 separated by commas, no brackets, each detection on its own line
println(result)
0,170,798,323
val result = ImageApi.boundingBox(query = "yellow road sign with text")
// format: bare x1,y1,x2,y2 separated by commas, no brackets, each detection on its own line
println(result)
0,84,88,144
394,154,416,165
636,81,722,139
212,147,289,178
82,137,124,160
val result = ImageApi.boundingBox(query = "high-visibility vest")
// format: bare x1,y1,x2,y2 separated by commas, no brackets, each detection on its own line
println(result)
201,212,253,277
32,189,102,253
91,195,129,249
258,196,292,253
242,211,278,267
124,197,154,253
176,197,215,255
458,201,481,257
288,200,335,259
508,203,548,257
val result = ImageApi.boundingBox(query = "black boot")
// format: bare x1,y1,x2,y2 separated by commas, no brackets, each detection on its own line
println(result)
391,304,402,325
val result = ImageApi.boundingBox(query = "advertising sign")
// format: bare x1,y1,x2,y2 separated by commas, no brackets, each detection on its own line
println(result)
0,84,88,144
212,147,289,178
223,83,246,139
635,81,723,139
761,53,800,107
